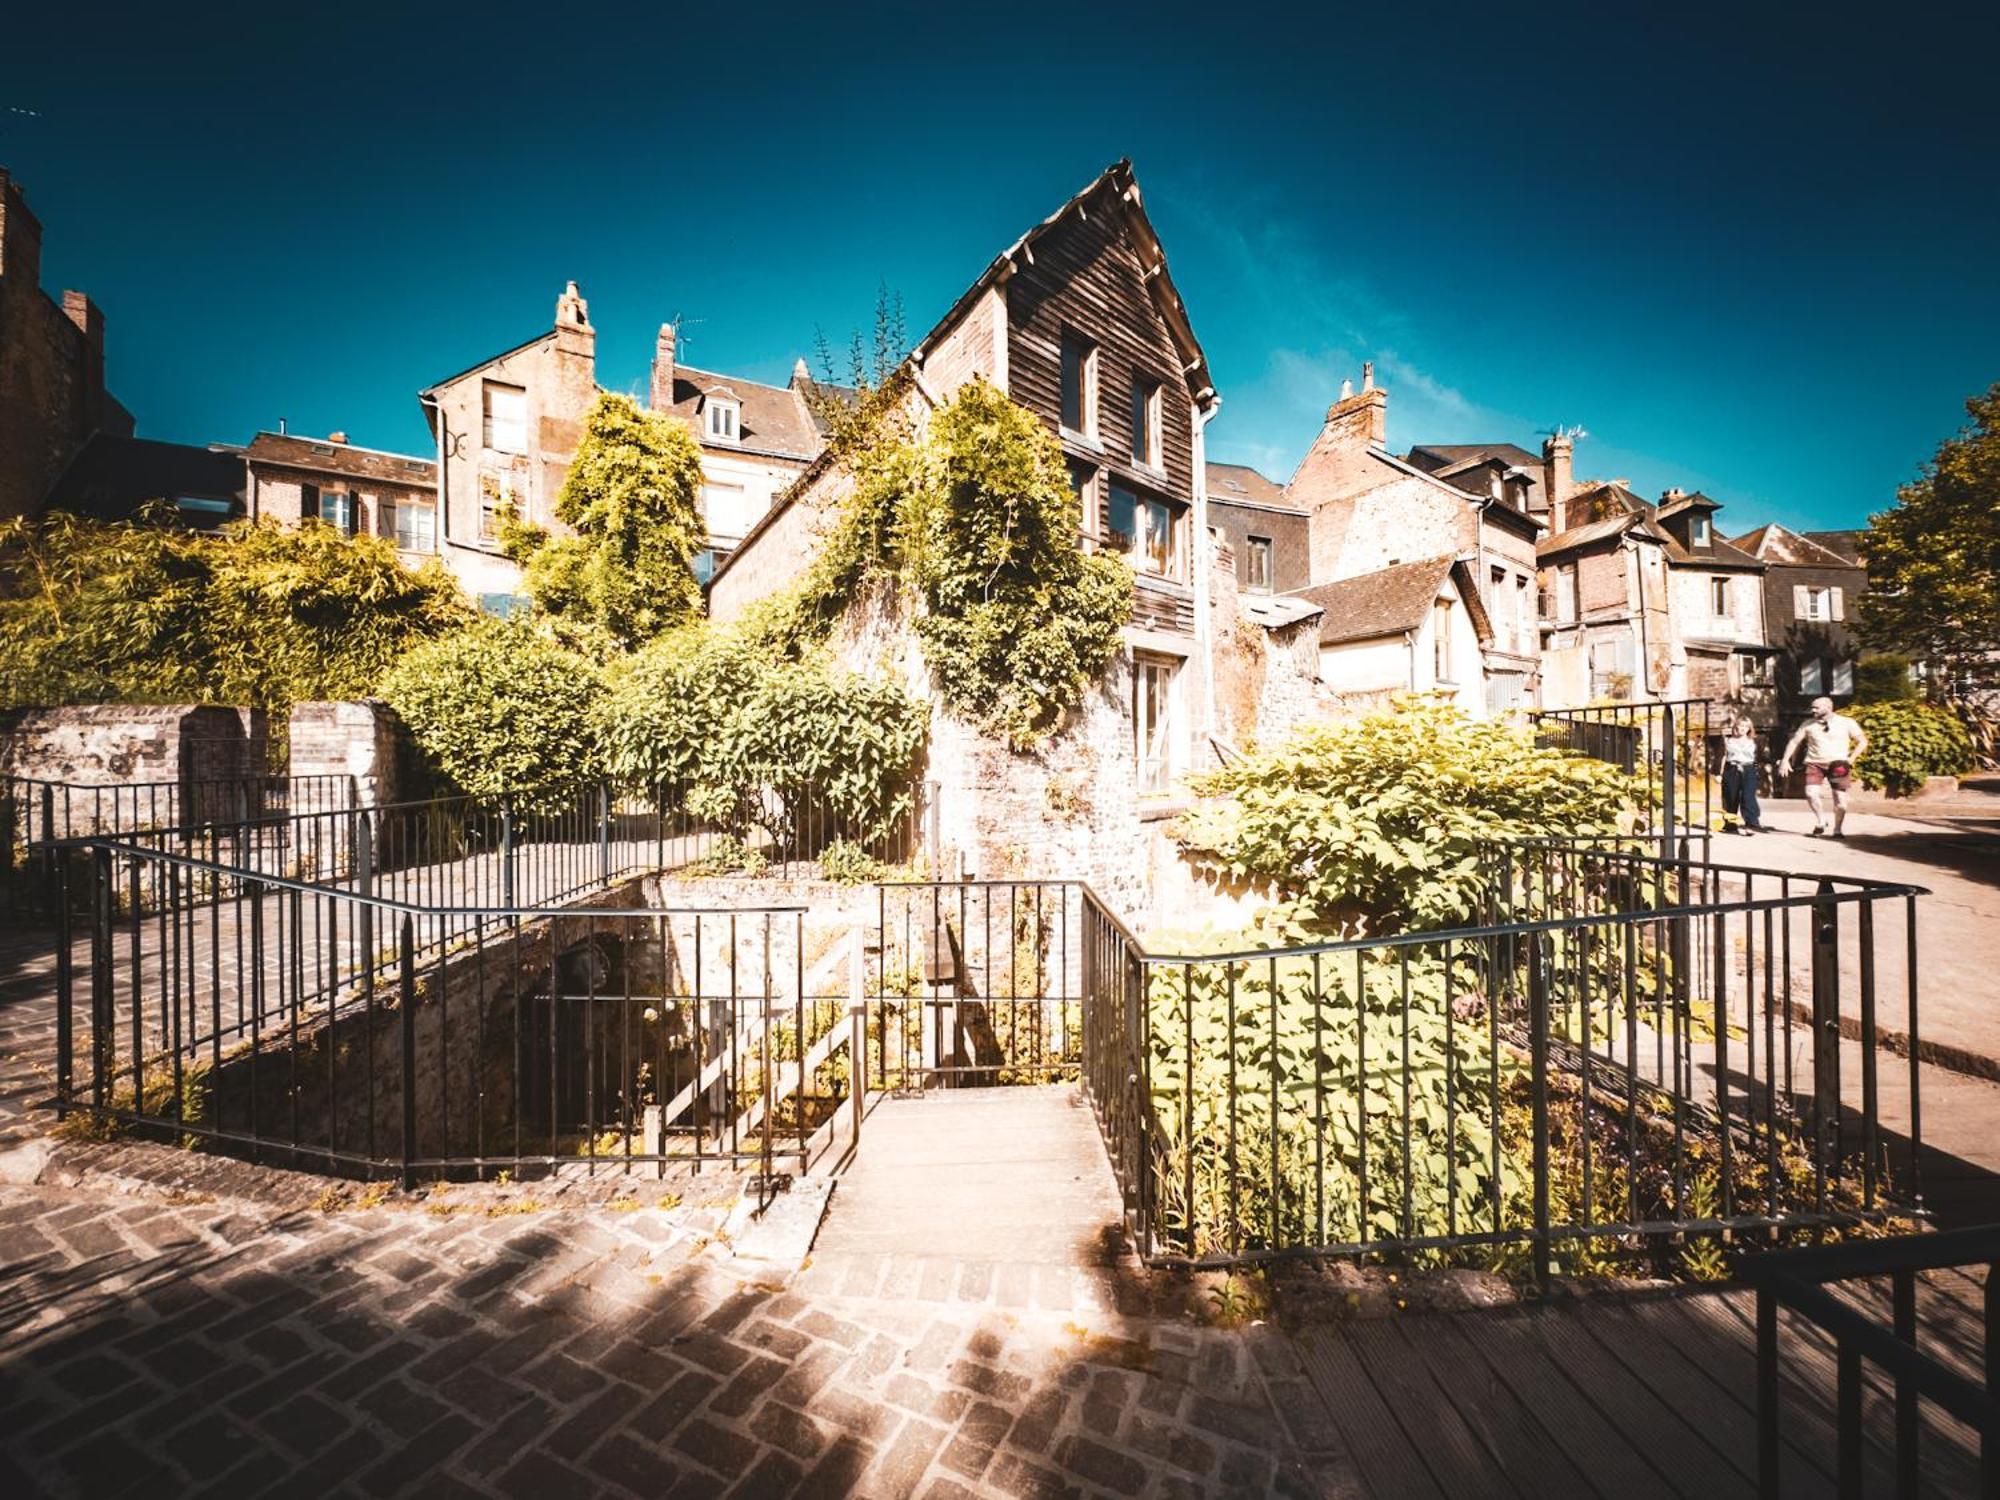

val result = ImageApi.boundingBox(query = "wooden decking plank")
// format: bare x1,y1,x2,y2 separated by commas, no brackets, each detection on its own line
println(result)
1525,1298,1755,1499
1404,1310,1643,1499
1293,1329,1451,1500
1448,1308,1683,1499
1339,1318,1522,1498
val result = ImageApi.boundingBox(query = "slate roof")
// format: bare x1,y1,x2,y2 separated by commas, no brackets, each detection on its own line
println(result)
1805,529,1865,565
243,432,436,486
1538,511,1647,558
1660,532,1764,571
1285,555,1457,646
655,366,823,461
1733,523,1863,568
1405,442,1544,475
42,434,247,528
1205,461,1294,510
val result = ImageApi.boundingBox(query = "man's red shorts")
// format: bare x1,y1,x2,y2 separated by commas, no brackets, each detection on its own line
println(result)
1806,761,1853,791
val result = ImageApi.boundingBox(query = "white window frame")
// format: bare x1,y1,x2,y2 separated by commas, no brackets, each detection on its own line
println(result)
1691,514,1711,546
701,481,753,541
704,397,741,444
1800,585,1833,622
1433,597,1455,684
482,382,528,456
1555,563,1579,624
1133,653,1180,795
392,498,435,552
319,490,355,534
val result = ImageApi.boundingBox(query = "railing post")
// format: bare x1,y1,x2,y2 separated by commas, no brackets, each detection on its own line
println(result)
849,926,866,1151
598,781,612,887
1660,702,1677,850
399,914,418,1190
54,850,73,1115
926,779,941,878
39,782,56,920
1756,1284,1780,1498
356,814,375,996
1528,932,1552,1290
502,801,517,909
1812,879,1843,1177
91,846,114,1111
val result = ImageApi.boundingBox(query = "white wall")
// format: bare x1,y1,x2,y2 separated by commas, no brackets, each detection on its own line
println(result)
1671,567,1765,647
1317,636,1410,695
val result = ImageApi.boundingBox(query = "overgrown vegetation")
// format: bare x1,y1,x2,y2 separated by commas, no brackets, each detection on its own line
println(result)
1850,699,1975,795
378,619,606,797
1172,701,1640,937
0,510,470,734
502,392,707,651
760,380,1132,750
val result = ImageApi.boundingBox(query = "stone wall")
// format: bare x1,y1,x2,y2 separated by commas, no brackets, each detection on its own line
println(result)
0,704,264,788
288,700,405,807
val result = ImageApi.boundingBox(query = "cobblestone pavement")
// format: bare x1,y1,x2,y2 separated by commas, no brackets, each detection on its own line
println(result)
0,1159,1343,1499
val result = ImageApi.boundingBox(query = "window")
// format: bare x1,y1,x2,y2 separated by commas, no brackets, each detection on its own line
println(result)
479,473,524,543
1798,585,1840,622
1244,535,1273,593
1134,654,1179,795
1107,484,1180,578
692,549,720,587
392,499,435,552
704,397,740,443
702,481,754,540
1492,566,1510,650
1711,577,1732,617
483,382,527,455
1060,335,1097,437
1691,515,1711,546
1740,652,1774,687
1433,597,1454,683
1129,377,1160,467
1800,657,1824,694
1516,574,1532,647
1832,658,1854,697
318,490,356,534
1555,563,1579,624
478,592,524,619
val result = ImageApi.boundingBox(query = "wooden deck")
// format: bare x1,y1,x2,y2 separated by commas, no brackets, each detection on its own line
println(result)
1293,1267,1988,1498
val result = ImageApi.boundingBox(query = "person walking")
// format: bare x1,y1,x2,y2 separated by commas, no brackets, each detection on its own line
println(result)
1778,695,1870,838
1720,716,1766,833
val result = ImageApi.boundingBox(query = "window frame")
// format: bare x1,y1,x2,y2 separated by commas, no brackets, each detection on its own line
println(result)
482,381,528,456
1433,597,1455,684
1133,653,1180,796
1129,375,1161,468
1106,483,1183,581
1801,585,1832,622
1060,334,1099,440
1555,563,1579,624
1711,576,1732,617
704,397,741,444
1691,514,1711,546
318,490,356,535
1800,656,1825,695
1244,534,1274,594
392,498,436,552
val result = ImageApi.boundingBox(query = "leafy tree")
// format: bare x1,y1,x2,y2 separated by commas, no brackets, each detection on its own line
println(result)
1848,700,1974,796
1853,653,1915,704
1861,383,2000,698
377,619,605,797
0,510,470,731
1172,700,1639,937
505,392,707,650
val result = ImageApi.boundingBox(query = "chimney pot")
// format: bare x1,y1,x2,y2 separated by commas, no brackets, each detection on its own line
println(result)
1361,361,1375,392
1339,377,1353,400
328,431,348,444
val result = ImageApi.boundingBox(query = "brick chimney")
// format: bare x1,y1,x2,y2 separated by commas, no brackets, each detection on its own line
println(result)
1542,432,1575,533
553,280,594,363
1319,359,1388,452
650,323,676,410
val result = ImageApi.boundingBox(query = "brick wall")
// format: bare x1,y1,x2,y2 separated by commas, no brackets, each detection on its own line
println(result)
0,704,262,786
288,700,405,807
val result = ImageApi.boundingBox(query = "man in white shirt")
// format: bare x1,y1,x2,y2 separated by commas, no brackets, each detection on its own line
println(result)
1778,696,1870,838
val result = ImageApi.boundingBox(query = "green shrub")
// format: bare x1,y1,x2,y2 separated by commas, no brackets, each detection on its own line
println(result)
598,624,928,857
378,620,605,797
0,511,471,737
1173,700,1641,937
1853,653,1915,703
1850,700,1974,795
818,838,886,886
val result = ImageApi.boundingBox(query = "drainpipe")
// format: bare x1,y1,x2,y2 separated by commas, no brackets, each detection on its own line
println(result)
1191,395,1219,743
419,392,448,552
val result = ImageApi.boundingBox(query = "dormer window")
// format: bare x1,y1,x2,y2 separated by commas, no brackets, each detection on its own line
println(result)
1691,515,1711,546
704,396,741,444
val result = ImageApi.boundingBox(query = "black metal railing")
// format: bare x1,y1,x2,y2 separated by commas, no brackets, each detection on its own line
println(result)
55,832,838,1184
1747,1225,1998,1497
1078,843,1924,1271
1531,699,1715,843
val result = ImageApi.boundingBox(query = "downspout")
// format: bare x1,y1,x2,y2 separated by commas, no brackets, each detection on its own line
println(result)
418,392,448,553
1191,394,1219,743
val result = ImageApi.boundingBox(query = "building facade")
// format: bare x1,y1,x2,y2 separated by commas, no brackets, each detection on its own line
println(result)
243,432,441,567
0,168,134,523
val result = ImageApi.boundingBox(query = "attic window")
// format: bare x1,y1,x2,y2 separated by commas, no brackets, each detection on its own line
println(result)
1691,515,1711,546
704,397,741,443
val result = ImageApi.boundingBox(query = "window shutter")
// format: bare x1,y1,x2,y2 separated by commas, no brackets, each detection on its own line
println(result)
348,497,360,537
301,483,319,522
1831,587,1845,621
1792,584,1808,618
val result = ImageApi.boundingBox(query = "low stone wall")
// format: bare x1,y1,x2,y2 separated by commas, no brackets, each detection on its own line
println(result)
0,703,264,786
288,699,406,807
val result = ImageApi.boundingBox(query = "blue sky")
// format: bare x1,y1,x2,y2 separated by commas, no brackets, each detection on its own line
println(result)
5,1,1995,533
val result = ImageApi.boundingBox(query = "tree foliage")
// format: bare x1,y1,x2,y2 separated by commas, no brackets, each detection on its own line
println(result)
764,380,1132,751
1172,701,1640,937
1861,383,2000,696
377,619,606,797
504,392,707,650
599,623,927,854
0,510,471,728
1849,700,1974,796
